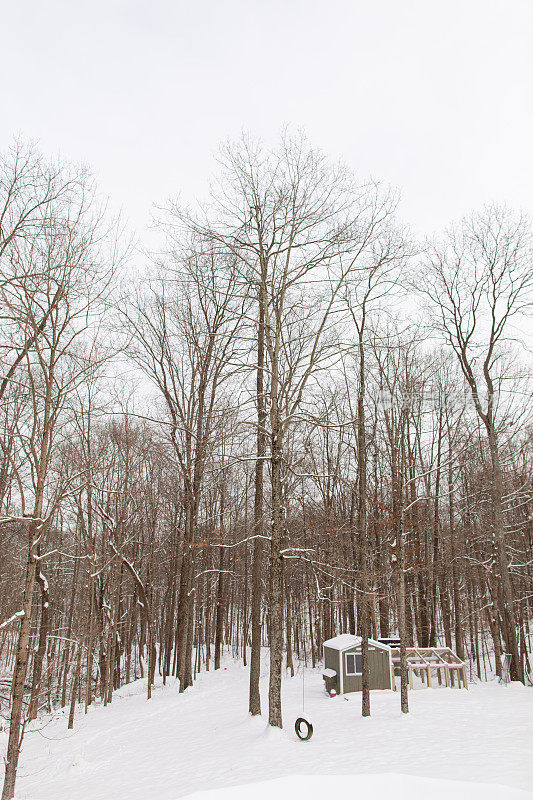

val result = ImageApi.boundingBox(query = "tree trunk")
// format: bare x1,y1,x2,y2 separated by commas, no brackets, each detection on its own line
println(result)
268,421,284,728
27,569,51,721
487,423,522,682
2,519,41,800
249,274,266,715
214,547,226,670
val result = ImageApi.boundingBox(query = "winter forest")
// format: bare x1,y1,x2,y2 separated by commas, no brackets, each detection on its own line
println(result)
0,130,531,798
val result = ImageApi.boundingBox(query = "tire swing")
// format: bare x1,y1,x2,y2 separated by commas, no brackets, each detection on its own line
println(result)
294,716,313,741
295,666,313,741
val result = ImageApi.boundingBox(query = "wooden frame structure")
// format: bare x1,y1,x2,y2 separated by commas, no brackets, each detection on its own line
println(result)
390,647,468,690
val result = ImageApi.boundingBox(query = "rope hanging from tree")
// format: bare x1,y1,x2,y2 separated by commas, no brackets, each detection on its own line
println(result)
295,664,313,740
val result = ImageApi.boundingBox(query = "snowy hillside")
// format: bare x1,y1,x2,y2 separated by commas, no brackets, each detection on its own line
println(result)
5,656,532,799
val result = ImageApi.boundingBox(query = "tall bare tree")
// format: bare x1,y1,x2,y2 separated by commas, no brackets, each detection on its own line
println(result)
184,133,403,726
1,166,118,800
422,205,533,682
125,244,245,691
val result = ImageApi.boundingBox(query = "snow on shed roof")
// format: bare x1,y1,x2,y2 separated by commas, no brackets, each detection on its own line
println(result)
322,634,391,652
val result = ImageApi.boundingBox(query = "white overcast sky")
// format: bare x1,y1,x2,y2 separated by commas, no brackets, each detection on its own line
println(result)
2,0,532,238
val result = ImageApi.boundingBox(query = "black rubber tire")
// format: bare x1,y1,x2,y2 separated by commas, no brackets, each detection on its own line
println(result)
295,717,313,741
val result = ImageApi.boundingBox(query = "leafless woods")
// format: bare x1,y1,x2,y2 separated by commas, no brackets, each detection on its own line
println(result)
1,136,532,798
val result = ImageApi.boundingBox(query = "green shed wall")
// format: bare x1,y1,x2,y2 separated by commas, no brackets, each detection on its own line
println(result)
341,645,391,692
323,646,341,693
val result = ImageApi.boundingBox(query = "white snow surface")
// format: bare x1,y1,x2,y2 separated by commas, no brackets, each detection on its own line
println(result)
322,633,390,651
3,654,532,799
187,774,531,800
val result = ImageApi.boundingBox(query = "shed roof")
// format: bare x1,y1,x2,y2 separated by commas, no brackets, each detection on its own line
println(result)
322,634,391,652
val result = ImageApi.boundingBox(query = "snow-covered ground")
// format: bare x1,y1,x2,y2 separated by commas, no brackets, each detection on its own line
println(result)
3,655,532,799
188,774,530,800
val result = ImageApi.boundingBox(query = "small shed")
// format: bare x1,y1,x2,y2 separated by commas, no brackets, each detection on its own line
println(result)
322,634,393,694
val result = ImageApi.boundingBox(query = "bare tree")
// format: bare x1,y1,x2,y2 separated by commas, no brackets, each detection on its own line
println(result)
342,215,408,716
1,168,118,800
125,243,245,691
422,205,533,682
0,141,85,405
183,133,403,726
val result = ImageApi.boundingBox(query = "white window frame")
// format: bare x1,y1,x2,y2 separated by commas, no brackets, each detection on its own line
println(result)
345,651,362,676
